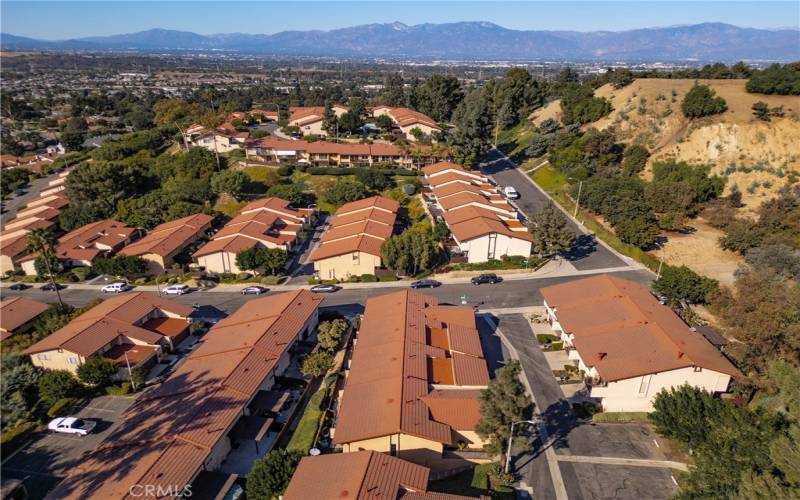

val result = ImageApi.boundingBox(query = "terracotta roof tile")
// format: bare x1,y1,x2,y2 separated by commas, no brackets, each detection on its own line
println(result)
119,214,212,258
0,297,48,338
540,275,742,381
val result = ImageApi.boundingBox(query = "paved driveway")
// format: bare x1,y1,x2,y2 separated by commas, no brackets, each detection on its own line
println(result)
494,314,678,500
1,396,136,499
480,149,627,271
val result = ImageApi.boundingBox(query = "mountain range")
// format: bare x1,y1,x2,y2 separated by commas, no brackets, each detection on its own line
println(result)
2,22,799,61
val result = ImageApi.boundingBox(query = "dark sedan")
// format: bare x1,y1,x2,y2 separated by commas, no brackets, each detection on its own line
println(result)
410,279,441,289
40,283,67,291
9,283,29,291
470,273,502,285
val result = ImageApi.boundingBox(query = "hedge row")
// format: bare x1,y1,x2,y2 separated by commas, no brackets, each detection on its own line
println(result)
306,166,420,177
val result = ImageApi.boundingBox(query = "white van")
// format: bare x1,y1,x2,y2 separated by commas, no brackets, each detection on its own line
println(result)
163,284,189,295
503,186,520,199
101,282,129,293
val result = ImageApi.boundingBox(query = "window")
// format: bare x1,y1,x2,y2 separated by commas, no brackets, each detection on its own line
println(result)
57,348,63,353
68,357,78,365
37,354,49,361
694,366,702,372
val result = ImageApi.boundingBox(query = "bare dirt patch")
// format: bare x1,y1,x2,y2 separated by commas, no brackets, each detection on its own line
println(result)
650,219,742,286
529,99,561,127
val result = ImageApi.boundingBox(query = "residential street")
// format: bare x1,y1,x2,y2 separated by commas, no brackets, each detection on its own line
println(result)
480,149,629,271
1,169,67,228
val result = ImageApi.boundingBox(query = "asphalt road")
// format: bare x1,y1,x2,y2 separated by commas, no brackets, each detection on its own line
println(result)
1,268,653,313
480,149,627,271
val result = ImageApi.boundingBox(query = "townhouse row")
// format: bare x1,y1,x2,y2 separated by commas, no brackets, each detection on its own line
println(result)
422,161,533,263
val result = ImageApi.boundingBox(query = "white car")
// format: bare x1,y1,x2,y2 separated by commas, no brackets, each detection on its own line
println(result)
101,282,129,293
48,417,97,436
163,284,189,295
503,186,520,199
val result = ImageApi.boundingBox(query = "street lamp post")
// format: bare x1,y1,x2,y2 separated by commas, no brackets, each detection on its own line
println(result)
505,419,537,474
573,180,583,218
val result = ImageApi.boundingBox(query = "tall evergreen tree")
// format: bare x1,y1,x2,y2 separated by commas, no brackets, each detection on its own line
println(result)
475,361,533,457
527,202,576,256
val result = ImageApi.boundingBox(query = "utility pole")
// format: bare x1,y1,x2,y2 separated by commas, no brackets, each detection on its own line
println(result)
573,180,583,217
493,116,499,149
124,351,137,392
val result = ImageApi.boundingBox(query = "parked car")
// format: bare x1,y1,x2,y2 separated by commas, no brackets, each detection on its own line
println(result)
8,283,29,291
310,284,340,293
101,282,130,293
163,284,190,295
471,273,502,285
241,285,269,295
410,279,441,289
47,417,97,436
40,283,66,291
503,186,520,199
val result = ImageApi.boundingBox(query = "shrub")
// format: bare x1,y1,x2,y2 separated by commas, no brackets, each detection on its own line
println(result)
345,275,360,283
301,351,334,378
653,265,718,305
378,274,398,282
236,272,251,281
70,267,93,281
105,383,132,396
46,397,76,418
359,274,378,282
246,449,304,500
38,370,81,404
681,83,728,118
307,278,321,285
76,357,117,387
260,275,282,285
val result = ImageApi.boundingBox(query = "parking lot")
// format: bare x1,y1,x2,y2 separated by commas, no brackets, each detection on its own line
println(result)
1,396,136,499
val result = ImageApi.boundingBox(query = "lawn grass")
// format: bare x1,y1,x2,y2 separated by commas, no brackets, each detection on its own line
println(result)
213,198,247,217
529,166,662,273
285,375,336,453
243,164,279,183
592,412,650,423
429,463,515,499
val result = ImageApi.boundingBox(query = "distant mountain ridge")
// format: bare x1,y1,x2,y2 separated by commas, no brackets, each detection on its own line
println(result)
2,22,798,61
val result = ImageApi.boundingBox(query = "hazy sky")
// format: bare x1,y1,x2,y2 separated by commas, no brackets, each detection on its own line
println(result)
2,1,798,39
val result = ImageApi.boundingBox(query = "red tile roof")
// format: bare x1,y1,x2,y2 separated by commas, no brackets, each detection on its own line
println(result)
47,290,323,500
540,275,742,382
285,451,474,500
53,219,136,262
311,196,399,261
23,292,193,356
119,213,212,258
334,291,488,446
0,297,49,338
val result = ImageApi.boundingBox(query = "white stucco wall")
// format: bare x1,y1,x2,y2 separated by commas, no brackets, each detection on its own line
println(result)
455,233,531,263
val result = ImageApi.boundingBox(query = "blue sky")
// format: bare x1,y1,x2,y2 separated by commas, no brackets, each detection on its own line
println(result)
2,1,798,39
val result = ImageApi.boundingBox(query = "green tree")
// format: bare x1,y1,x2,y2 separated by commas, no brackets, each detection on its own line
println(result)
321,100,337,135
266,184,316,207
38,370,81,404
354,169,389,190
381,227,442,276
649,385,724,451
324,179,368,206
301,351,334,378
681,82,728,118
317,319,348,351
337,111,363,134
211,169,249,199
752,101,771,121
527,202,575,256
236,247,289,276
76,357,117,387
26,228,63,305
475,361,534,457
746,63,800,95
382,73,405,106
560,83,612,125
375,114,394,132
621,144,650,176
417,74,463,122
653,265,718,304
246,449,304,500
449,88,493,167
1,353,40,428
91,255,148,277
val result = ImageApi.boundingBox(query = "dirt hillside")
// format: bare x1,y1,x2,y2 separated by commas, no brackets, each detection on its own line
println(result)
593,79,800,210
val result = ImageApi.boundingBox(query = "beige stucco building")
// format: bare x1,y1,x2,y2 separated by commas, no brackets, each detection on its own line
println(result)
541,274,742,412
119,213,213,274
334,290,490,467
310,196,399,280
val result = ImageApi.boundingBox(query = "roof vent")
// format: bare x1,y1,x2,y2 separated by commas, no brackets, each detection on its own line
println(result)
595,352,607,362
677,351,685,359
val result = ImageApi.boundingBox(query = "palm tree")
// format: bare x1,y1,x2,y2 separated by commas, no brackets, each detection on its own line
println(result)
25,228,63,306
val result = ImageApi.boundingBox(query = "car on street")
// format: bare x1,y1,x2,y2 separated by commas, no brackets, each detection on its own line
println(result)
503,186,520,199
410,279,441,289
47,417,97,436
163,284,190,295
310,284,340,293
241,285,269,295
40,283,66,291
8,283,29,291
471,273,502,285
101,282,130,293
